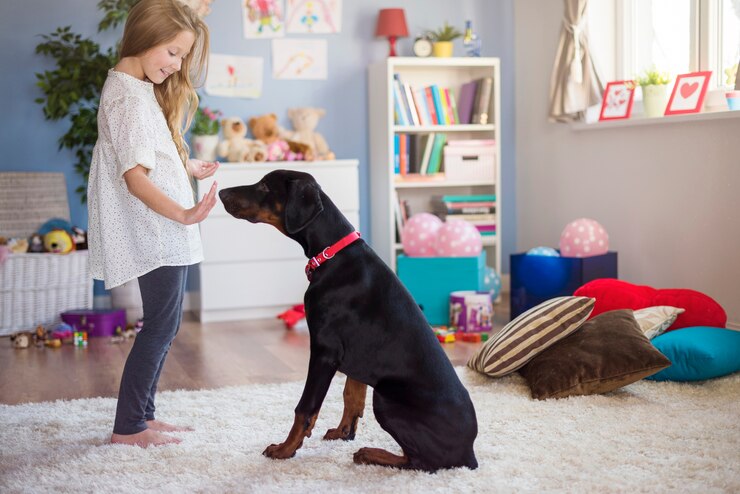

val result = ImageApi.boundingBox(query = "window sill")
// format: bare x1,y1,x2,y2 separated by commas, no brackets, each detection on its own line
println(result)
571,109,740,131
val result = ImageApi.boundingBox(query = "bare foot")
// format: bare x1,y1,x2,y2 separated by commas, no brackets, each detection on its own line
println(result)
110,428,181,448
146,419,193,432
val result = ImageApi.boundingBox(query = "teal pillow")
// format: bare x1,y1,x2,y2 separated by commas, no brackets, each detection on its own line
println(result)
647,326,740,381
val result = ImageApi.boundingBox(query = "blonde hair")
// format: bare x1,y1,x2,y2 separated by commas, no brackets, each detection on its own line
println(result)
119,0,209,166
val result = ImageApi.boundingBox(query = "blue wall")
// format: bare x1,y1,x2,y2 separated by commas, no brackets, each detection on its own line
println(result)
0,0,515,281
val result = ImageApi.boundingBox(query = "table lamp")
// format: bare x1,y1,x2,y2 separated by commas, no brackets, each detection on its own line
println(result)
375,8,408,57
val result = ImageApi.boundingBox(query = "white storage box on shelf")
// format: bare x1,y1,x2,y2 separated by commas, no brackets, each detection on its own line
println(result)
0,172,93,335
443,140,496,183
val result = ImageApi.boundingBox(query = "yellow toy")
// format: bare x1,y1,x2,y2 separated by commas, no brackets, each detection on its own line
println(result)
43,229,75,254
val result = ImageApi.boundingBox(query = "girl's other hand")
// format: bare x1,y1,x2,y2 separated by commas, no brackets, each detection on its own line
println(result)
182,181,218,225
188,159,220,180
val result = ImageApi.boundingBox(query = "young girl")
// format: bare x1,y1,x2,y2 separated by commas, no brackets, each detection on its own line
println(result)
87,0,219,448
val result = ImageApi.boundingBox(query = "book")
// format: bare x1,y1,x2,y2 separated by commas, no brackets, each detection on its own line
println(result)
403,83,420,126
444,88,457,124
393,134,400,174
426,134,447,174
419,132,436,174
457,80,478,124
440,194,497,202
393,74,413,125
411,87,431,125
392,189,403,242
399,134,407,175
473,77,493,124
424,87,439,124
439,87,451,125
430,85,446,125
392,81,407,125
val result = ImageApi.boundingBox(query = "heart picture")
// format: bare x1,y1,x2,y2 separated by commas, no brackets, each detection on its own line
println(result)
665,71,712,115
680,82,699,99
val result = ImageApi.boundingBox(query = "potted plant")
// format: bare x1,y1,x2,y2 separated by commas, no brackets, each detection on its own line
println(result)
427,22,463,58
633,68,672,118
190,105,222,161
35,0,137,204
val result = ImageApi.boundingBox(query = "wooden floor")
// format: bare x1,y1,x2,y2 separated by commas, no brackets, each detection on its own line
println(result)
0,299,508,405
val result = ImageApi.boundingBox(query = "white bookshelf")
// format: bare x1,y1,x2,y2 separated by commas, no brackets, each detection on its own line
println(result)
368,57,502,275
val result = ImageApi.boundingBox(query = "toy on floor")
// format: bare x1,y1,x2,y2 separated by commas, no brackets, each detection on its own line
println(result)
277,304,307,329
10,331,32,349
50,322,74,343
432,326,456,343
457,332,490,343
73,331,88,348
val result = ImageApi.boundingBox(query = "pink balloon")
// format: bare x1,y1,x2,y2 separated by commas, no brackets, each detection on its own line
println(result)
434,219,483,257
559,218,609,258
402,213,443,257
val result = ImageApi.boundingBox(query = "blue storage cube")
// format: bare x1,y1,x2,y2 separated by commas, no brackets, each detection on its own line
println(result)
510,251,617,320
397,252,487,325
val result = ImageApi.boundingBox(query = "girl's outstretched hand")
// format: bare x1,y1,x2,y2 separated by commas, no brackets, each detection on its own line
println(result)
182,181,218,225
188,159,220,180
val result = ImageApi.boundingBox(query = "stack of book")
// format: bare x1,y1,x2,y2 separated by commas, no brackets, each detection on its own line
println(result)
393,74,493,126
394,132,447,178
431,194,496,238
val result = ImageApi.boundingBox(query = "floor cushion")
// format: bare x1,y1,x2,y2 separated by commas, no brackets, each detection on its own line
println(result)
467,296,595,377
574,279,726,332
646,326,740,382
519,309,671,399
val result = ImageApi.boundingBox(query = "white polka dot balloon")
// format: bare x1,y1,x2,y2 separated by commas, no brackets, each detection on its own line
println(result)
433,218,483,257
558,218,609,258
401,213,443,257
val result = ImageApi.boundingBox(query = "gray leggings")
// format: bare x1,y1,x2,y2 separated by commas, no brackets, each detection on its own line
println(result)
113,265,188,435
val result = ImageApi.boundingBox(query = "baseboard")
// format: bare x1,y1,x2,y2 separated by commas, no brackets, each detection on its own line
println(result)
727,320,740,331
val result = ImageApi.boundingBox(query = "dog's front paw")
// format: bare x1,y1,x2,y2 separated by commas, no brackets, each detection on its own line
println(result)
324,425,355,441
263,442,297,459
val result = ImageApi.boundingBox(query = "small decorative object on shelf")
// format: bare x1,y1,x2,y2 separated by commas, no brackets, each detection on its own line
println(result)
413,35,434,58
463,20,482,57
598,81,636,121
633,67,671,118
664,71,712,116
427,21,463,58
191,105,222,161
375,8,408,57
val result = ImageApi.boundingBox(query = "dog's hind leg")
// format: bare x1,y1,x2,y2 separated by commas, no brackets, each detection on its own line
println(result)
353,447,409,468
324,377,367,441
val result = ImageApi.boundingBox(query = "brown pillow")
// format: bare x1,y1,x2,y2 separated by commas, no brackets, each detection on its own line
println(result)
519,309,671,400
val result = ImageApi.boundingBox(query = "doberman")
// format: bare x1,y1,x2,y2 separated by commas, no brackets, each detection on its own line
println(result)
219,170,478,472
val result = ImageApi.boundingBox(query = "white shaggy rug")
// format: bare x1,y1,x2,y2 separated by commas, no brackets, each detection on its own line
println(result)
1,368,739,493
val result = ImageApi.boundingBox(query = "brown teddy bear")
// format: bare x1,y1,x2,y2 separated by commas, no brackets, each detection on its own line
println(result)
248,113,311,161
282,107,335,161
217,116,267,162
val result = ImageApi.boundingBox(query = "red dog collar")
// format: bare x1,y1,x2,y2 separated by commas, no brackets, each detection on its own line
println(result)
305,231,361,281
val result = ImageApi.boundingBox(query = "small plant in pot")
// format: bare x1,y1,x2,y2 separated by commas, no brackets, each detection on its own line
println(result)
632,68,672,118
427,22,463,58
190,105,222,161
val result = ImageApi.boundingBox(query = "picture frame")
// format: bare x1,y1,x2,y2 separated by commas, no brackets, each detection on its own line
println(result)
598,80,636,121
664,71,712,116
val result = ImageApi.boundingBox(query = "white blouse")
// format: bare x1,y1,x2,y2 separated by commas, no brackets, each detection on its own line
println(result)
87,69,203,289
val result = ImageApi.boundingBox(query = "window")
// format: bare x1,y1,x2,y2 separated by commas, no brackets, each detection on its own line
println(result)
588,0,740,88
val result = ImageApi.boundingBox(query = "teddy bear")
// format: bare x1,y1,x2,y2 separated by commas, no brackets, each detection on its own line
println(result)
281,107,335,161
216,116,267,162
248,113,311,162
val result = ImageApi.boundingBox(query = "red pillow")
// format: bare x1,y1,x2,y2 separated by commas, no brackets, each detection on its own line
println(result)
574,279,726,332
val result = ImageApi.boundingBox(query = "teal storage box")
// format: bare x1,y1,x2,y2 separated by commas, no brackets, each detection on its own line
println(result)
397,252,487,325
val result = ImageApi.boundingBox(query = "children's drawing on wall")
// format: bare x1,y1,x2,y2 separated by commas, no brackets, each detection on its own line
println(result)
205,54,264,98
243,0,285,38
272,39,327,80
285,0,342,34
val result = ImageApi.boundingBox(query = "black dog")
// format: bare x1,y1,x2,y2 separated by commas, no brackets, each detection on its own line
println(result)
219,170,478,472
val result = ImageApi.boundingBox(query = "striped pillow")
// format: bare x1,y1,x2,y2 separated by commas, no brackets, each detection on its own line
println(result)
468,296,595,377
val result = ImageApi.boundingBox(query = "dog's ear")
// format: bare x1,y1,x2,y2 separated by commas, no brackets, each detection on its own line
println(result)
285,178,324,234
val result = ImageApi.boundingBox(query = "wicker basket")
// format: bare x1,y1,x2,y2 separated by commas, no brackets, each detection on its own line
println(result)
0,251,93,335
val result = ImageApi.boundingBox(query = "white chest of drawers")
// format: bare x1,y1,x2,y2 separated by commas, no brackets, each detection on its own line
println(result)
196,160,359,322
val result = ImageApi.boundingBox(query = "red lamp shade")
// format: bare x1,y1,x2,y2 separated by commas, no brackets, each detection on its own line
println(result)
375,8,408,57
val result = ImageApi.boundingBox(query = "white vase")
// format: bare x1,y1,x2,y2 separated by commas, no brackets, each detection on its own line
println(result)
642,84,669,118
192,134,220,161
